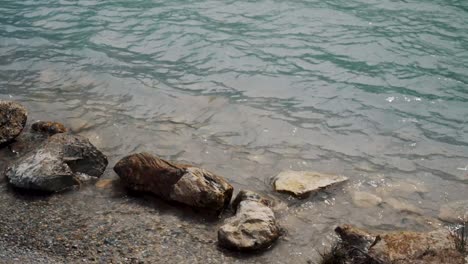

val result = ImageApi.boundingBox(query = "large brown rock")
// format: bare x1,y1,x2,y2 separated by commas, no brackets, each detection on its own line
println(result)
218,190,280,251
335,224,465,264
0,101,27,145
5,134,108,192
113,152,233,211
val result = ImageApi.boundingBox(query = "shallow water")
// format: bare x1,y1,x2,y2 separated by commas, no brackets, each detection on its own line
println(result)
0,0,467,263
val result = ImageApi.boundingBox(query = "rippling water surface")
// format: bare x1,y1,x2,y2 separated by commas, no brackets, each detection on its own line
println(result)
1,0,467,262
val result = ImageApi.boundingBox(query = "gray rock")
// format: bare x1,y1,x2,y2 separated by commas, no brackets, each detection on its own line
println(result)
218,190,280,251
113,152,233,211
0,101,27,145
274,170,348,198
5,134,108,192
335,224,465,264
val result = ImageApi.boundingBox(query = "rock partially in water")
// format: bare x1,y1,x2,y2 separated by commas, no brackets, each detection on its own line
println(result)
335,224,465,264
49,134,108,177
5,134,108,192
218,190,280,251
0,101,27,145
274,170,348,198
438,200,468,223
351,191,382,208
5,149,76,192
113,152,233,211
31,121,67,135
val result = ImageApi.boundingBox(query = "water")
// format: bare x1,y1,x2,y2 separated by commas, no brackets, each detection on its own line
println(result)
0,0,467,262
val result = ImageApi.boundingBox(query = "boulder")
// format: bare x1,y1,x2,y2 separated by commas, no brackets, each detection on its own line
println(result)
31,121,67,135
335,224,465,264
113,152,233,211
274,170,348,198
5,134,108,192
218,190,280,251
0,101,27,145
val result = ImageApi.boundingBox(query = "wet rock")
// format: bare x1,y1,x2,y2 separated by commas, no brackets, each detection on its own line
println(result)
274,170,348,198
95,179,117,189
351,191,382,208
335,224,465,264
218,190,280,251
5,149,76,192
31,121,67,135
438,200,468,223
376,179,428,197
0,101,27,145
49,134,108,177
385,197,423,215
5,134,108,192
113,152,233,211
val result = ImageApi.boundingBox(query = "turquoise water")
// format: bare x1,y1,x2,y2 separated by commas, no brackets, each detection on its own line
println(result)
0,0,467,262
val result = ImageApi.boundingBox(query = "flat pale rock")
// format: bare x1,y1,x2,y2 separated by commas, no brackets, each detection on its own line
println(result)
438,200,468,223
0,101,27,145
351,191,382,208
274,170,348,197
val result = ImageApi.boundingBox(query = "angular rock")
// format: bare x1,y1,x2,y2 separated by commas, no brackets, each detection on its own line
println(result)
48,133,108,177
5,134,108,192
0,101,27,145
218,190,280,251
31,121,67,135
335,224,465,264
274,170,348,198
439,200,468,223
113,152,233,211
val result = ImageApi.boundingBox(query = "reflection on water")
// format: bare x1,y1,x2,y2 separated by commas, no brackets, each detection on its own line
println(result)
0,0,467,262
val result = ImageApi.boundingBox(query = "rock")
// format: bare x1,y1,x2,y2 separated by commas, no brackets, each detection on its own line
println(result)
351,191,382,208
48,134,108,177
6,149,76,192
0,101,27,145
385,197,423,215
335,225,465,264
5,134,108,192
95,179,117,189
439,200,468,223
113,152,233,211
31,121,67,135
218,190,280,251
274,170,348,198
376,179,428,197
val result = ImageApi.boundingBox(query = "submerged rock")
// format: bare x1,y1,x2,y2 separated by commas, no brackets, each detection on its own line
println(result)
0,101,27,145
351,191,382,208
218,190,280,251
5,134,108,192
31,121,67,135
335,224,465,264
274,170,348,198
439,200,468,223
113,152,233,211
